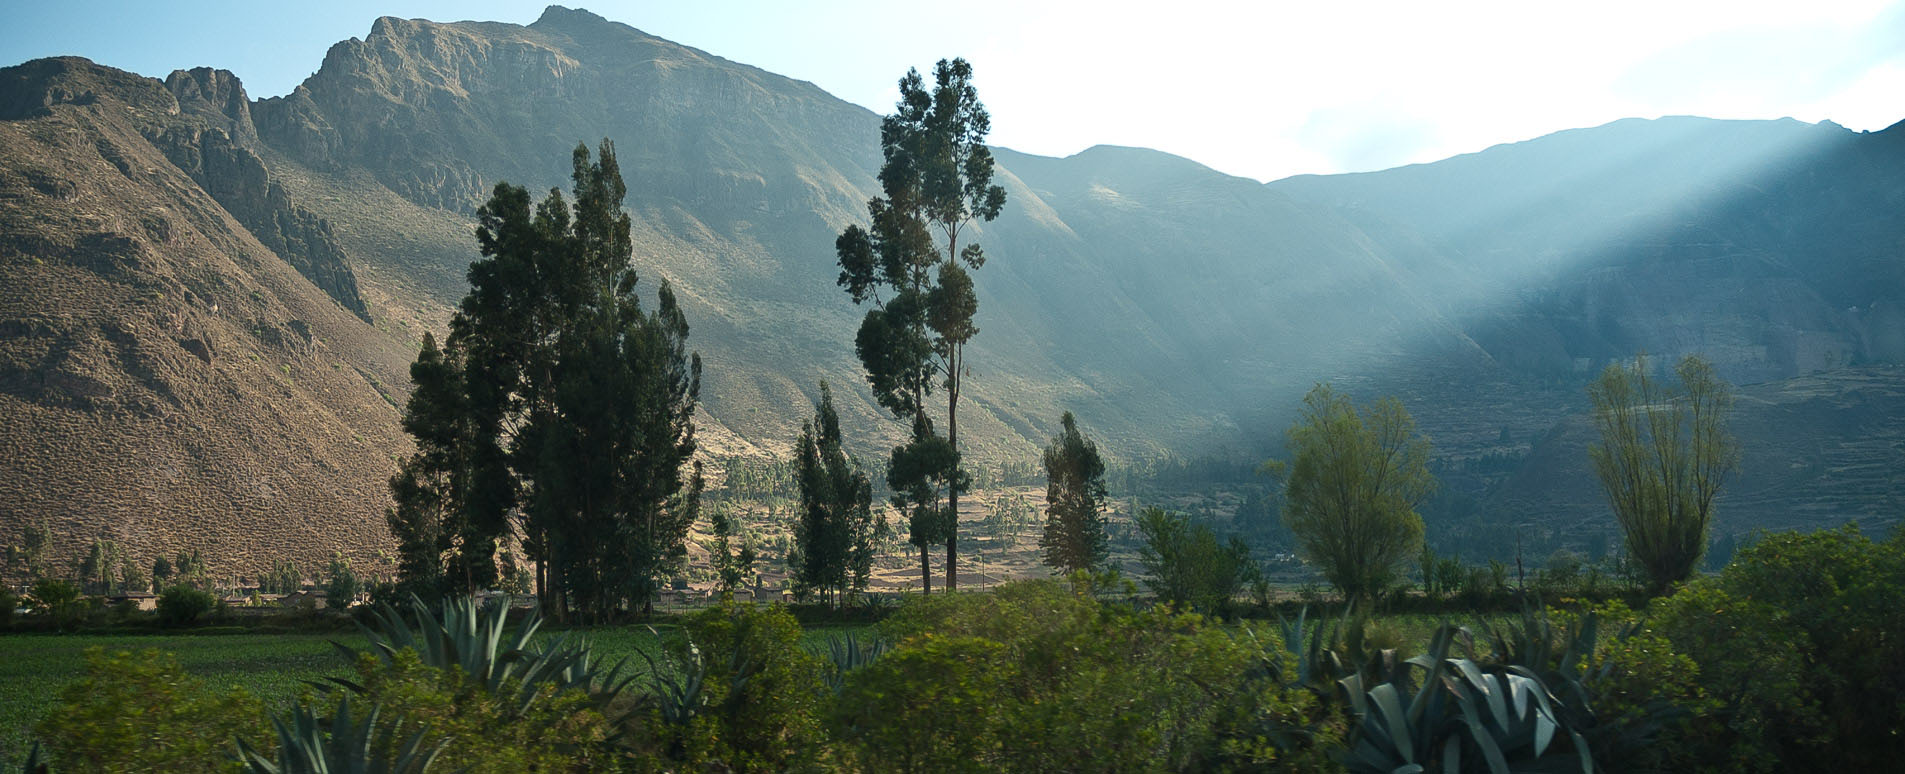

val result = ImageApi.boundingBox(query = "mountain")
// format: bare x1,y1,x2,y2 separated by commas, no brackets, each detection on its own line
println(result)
0,57,413,576
2,5,1902,576
1269,115,1905,383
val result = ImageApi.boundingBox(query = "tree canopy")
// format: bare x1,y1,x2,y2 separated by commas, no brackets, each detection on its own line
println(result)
1274,385,1435,599
388,140,702,620
835,58,1006,592
1588,354,1738,594
791,384,884,605
1039,412,1108,575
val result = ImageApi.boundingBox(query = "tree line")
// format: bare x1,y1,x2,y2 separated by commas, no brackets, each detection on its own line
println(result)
381,54,1742,619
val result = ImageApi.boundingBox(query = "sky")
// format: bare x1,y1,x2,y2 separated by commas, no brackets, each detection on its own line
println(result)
3,0,1901,182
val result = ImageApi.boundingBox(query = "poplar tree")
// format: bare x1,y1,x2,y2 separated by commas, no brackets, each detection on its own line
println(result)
836,58,1006,591
1588,354,1738,594
1039,412,1109,575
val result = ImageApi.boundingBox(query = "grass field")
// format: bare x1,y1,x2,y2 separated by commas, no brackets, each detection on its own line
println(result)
0,623,872,769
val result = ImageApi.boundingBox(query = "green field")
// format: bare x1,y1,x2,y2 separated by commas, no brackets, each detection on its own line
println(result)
0,624,870,769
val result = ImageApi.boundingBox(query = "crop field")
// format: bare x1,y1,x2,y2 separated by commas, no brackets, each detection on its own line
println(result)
0,624,872,769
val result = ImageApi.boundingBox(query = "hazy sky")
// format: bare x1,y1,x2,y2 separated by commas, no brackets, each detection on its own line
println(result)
5,1,1901,181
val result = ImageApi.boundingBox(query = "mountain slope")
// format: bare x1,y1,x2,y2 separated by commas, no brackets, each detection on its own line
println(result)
247,6,1488,461
4,6,1904,577
0,57,412,577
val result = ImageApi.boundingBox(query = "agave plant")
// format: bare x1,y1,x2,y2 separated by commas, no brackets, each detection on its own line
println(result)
817,630,890,694
236,696,443,774
634,631,710,726
1481,604,1686,765
331,595,636,722
1274,603,1413,691
1338,622,1593,774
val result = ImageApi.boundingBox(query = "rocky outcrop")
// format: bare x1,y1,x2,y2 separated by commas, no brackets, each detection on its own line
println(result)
153,69,371,320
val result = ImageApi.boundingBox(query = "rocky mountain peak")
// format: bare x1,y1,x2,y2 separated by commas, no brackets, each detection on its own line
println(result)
0,56,178,121
163,67,256,141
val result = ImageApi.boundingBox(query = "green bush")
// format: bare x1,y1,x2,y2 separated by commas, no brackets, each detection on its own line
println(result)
31,577,83,630
0,585,16,629
157,585,216,627
834,634,1013,773
875,580,1336,772
324,555,358,609
1134,507,1256,614
1647,525,1905,771
35,648,269,772
341,648,611,773
647,601,827,771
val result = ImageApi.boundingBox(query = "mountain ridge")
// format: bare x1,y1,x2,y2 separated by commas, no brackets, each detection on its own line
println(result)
2,6,1902,578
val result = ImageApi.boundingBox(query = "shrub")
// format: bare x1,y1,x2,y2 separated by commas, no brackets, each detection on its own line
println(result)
35,648,269,772
1133,507,1256,614
157,585,217,627
876,580,1335,772
646,602,827,771
0,585,16,629
834,634,1012,773
30,577,83,630
340,648,611,773
1647,525,1905,771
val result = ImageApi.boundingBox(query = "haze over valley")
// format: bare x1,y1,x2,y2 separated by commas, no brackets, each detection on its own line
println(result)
2,5,1902,577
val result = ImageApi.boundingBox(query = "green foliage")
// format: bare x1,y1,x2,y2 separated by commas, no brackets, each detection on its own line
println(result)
1335,624,1592,773
647,602,826,771
150,555,173,592
237,695,443,774
1134,507,1256,614
791,384,881,604
6,521,49,579
1039,411,1109,575
0,586,15,629
707,504,758,597
1647,525,1905,771
261,560,302,595
836,57,1008,592
1588,354,1739,594
335,649,610,773
35,648,269,772
875,580,1333,772
157,585,217,627
30,578,83,630
343,596,628,715
394,141,704,619
1274,385,1435,600
323,556,358,610
77,539,128,595
834,634,1011,773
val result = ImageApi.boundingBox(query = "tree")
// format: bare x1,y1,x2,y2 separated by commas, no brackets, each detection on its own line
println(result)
836,58,1006,591
708,505,758,598
1039,412,1108,575
790,384,883,605
389,140,703,620
1587,354,1738,594
1133,508,1256,614
1274,385,1435,600
6,521,49,579
324,554,358,610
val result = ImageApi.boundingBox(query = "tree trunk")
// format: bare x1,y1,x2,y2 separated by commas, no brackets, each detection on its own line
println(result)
946,343,960,591
919,541,932,596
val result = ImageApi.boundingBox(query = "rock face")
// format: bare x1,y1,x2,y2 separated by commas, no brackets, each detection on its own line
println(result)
0,57,408,579
155,68,371,321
